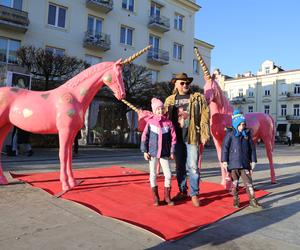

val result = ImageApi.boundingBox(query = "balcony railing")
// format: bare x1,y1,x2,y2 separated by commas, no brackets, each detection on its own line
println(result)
86,0,113,13
83,31,111,51
147,48,169,65
148,14,170,32
286,115,300,121
286,92,300,99
0,5,29,32
230,96,246,104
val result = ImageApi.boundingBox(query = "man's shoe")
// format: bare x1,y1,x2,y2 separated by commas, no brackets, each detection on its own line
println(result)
173,191,188,201
191,196,200,207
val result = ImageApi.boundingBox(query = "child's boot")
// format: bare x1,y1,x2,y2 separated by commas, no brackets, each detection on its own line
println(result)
233,194,240,208
164,187,174,206
249,198,262,209
232,183,239,208
152,186,160,206
246,184,262,209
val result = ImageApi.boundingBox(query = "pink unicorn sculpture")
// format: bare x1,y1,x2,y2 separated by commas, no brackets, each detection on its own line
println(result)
194,48,276,188
0,46,151,192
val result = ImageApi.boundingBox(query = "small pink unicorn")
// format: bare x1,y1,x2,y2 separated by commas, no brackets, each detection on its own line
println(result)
194,48,276,188
0,46,151,192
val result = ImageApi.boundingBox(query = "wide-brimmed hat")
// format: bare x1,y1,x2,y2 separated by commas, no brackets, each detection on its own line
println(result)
171,73,193,84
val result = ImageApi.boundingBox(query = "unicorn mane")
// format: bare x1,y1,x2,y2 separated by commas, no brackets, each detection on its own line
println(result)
64,62,111,88
212,80,233,115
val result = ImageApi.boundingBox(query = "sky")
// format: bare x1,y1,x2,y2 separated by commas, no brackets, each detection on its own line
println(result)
195,0,300,77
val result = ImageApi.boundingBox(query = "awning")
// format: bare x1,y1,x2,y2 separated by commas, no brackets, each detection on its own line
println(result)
277,124,287,132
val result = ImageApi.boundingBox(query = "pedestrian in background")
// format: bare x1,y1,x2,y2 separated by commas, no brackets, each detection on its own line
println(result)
287,131,293,146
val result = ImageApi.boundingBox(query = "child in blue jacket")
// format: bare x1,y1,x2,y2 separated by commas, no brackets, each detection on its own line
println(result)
221,110,262,209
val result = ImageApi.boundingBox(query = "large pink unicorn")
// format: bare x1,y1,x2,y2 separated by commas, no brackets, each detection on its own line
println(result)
194,48,276,187
0,46,151,192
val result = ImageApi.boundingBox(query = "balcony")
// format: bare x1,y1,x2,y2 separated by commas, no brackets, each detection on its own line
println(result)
286,115,300,121
230,96,246,105
147,48,169,65
86,0,113,13
0,5,29,32
148,14,170,33
83,31,111,51
286,92,300,100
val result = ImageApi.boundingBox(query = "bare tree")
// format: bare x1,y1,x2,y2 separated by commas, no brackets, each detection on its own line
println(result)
17,46,88,90
122,63,153,110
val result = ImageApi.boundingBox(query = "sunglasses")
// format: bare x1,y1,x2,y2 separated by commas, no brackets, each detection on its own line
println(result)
179,81,190,86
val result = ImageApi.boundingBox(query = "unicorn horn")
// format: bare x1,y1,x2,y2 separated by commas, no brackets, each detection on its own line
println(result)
194,47,211,81
122,45,152,65
121,99,140,113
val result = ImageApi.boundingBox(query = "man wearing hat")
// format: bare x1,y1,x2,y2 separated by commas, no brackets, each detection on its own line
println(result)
164,73,210,207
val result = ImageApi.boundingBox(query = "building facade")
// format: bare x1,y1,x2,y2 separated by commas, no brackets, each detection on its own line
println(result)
0,0,213,87
0,0,214,145
218,60,300,143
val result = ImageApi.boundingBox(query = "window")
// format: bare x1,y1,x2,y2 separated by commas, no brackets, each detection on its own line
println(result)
265,66,270,74
48,3,67,28
248,106,253,113
149,35,159,58
120,26,133,46
193,59,199,74
294,84,300,94
238,89,243,97
87,16,102,36
85,55,102,66
173,43,183,60
280,83,287,95
0,0,22,10
248,89,254,97
45,46,65,56
150,70,158,83
174,13,183,31
264,105,270,114
281,104,287,116
150,2,161,17
149,35,159,49
293,104,300,116
229,89,234,100
264,88,270,96
122,0,134,11
0,37,20,64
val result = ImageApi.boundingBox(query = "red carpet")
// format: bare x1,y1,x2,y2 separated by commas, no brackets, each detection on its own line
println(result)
11,166,268,241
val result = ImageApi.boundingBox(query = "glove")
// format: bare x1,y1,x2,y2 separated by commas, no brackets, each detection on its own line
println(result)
222,162,228,168
251,162,256,170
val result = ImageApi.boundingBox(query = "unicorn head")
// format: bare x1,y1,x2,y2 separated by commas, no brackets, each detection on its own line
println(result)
194,47,233,115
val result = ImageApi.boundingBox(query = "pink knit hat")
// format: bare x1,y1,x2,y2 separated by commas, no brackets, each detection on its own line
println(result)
151,98,164,113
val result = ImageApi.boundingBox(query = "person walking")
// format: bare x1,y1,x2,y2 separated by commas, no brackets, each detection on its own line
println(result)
164,73,210,207
221,110,262,208
140,98,177,206
287,131,293,146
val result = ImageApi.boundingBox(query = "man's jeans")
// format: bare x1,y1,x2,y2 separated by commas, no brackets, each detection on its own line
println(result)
174,142,200,197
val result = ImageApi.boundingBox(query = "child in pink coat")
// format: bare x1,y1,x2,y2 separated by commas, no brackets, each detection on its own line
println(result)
140,98,177,206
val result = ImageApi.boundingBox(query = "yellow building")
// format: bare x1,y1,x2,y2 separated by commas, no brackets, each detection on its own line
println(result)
218,61,300,143
0,0,213,87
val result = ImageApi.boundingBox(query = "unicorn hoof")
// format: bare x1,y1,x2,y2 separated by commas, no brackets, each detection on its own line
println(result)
0,175,9,185
68,179,77,188
62,183,70,191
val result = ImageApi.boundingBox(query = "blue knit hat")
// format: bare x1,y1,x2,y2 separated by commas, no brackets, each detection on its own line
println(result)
232,109,246,131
